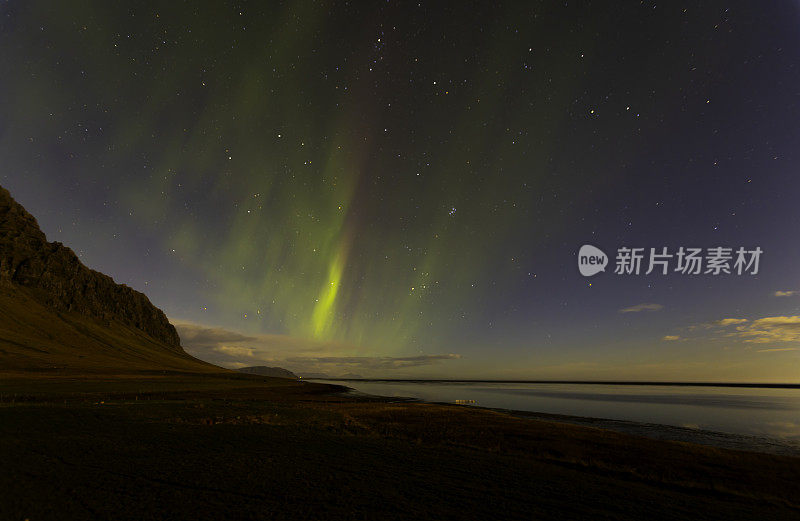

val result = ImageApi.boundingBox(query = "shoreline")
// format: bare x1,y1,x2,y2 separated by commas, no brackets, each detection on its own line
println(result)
309,378,800,389
1,372,800,519
4,372,797,458
326,382,800,457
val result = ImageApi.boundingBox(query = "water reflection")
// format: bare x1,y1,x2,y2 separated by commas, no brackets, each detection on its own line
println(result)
314,380,800,441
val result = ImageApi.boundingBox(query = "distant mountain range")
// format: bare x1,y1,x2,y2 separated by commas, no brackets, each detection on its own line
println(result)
297,372,364,380
237,366,298,379
0,185,216,373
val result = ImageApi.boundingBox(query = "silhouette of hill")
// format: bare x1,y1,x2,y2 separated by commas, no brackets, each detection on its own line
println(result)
0,185,216,373
237,366,299,379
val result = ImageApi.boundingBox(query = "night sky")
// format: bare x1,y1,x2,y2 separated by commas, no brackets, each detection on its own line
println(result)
2,1,799,380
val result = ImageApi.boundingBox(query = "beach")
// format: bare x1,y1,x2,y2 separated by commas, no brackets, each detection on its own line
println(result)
315,379,800,456
1,372,799,520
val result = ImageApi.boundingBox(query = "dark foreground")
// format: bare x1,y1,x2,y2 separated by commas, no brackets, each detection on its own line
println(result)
1,373,799,520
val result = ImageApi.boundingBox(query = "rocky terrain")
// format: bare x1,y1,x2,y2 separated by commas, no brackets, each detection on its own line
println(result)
0,185,181,350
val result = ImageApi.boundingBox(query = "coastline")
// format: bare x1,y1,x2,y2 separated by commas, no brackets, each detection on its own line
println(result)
2,373,800,520
318,380,800,457
312,378,800,389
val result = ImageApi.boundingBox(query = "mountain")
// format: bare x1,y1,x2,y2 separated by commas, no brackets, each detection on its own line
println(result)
237,366,299,379
0,185,216,373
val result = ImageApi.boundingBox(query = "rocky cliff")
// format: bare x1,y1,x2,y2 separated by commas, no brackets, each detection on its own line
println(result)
0,185,182,351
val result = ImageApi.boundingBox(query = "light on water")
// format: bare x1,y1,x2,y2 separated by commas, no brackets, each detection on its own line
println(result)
315,380,800,441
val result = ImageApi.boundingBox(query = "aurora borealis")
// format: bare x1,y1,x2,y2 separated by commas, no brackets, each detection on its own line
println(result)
2,2,799,380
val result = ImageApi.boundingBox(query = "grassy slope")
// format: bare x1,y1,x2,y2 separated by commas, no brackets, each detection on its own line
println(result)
0,285,218,374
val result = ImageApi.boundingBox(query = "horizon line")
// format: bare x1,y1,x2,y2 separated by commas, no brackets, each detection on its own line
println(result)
302,378,800,389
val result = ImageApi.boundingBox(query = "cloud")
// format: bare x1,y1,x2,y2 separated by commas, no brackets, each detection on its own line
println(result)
714,318,748,326
677,315,800,346
755,347,798,353
732,316,800,344
214,345,257,358
619,303,663,313
173,322,257,347
172,320,354,367
171,320,462,376
662,335,681,341
285,354,462,370
774,290,797,297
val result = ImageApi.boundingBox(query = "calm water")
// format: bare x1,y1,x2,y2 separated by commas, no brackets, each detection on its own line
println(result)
313,380,800,440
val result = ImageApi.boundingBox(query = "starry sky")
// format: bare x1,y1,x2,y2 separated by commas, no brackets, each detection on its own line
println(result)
2,1,799,381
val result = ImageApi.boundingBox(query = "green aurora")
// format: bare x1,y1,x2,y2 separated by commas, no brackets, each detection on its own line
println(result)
3,2,800,380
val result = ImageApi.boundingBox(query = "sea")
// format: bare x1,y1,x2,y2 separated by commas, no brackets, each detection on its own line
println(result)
309,380,800,455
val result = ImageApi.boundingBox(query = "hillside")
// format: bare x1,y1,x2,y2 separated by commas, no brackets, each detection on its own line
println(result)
0,185,217,373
